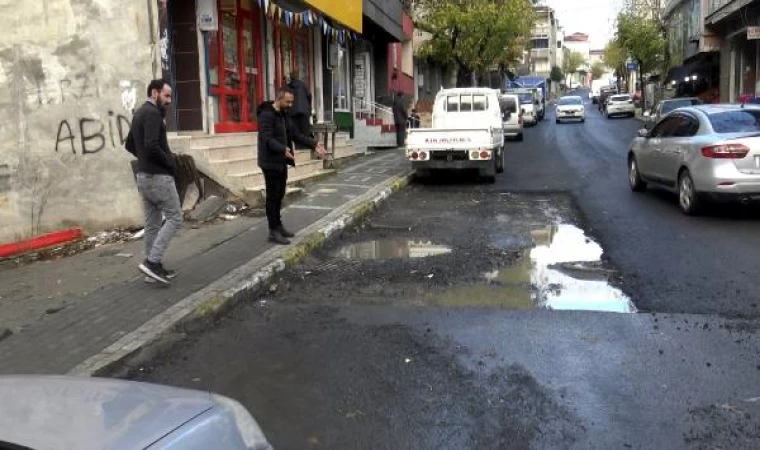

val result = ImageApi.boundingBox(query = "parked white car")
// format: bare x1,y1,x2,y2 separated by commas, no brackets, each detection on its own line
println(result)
406,88,505,182
499,94,523,141
555,96,585,124
606,94,636,118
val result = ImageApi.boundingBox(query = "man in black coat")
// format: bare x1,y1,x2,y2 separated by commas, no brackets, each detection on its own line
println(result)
125,79,182,285
258,86,326,245
392,92,409,148
287,70,312,147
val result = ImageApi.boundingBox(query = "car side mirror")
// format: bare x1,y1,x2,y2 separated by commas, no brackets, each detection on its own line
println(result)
637,129,649,138
643,110,651,117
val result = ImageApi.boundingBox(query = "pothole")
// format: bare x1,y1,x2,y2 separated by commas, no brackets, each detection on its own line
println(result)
333,239,453,260
430,224,636,313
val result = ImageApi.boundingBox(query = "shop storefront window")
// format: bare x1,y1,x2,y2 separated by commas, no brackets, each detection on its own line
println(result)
733,37,759,102
333,45,349,111
275,26,311,89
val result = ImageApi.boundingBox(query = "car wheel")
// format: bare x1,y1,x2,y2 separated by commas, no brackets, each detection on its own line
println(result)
628,156,647,192
517,133,524,142
581,118,585,123
555,119,560,124
678,170,702,215
496,148,504,173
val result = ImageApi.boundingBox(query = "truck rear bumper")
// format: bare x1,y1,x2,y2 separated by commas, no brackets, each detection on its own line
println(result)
412,159,494,174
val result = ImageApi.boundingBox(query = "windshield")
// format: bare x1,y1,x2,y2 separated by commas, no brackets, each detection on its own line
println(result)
558,97,582,106
517,93,533,104
662,98,702,114
709,110,760,134
611,95,631,102
499,97,517,113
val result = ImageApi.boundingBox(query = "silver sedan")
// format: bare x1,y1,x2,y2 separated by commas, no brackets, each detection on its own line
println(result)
627,104,760,214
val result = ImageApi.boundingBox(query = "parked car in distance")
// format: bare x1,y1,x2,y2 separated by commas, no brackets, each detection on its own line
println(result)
643,97,703,129
555,96,585,124
598,87,617,112
499,94,523,141
507,89,538,126
628,104,760,214
0,375,273,450
606,94,636,118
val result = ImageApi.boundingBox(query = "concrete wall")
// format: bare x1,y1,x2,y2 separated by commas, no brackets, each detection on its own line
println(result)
0,0,156,243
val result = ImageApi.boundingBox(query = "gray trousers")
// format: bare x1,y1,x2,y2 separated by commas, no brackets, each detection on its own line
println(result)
135,173,182,263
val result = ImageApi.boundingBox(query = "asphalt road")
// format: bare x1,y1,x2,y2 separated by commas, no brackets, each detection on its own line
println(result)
529,92,760,318
126,92,760,449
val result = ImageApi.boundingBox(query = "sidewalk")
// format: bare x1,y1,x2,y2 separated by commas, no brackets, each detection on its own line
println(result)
0,150,411,375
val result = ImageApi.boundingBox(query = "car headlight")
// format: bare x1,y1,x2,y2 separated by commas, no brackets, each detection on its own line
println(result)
212,394,273,450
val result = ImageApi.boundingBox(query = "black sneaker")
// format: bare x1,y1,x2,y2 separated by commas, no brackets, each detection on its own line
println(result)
139,260,170,284
268,230,291,245
278,225,295,238
144,265,177,283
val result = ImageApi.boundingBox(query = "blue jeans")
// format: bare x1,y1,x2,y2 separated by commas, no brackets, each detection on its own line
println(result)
136,173,182,263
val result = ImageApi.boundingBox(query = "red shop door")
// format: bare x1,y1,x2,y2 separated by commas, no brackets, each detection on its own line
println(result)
209,0,264,133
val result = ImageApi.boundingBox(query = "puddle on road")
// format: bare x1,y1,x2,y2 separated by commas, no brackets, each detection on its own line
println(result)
430,224,636,313
333,239,452,260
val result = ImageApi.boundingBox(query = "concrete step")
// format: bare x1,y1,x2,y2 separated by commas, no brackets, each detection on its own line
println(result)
205,144,257,162
211,150,313,176
334,143,365,160
190,132,257,149
233,159,326,190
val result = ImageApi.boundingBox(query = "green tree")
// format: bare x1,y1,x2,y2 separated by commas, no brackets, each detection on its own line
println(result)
550,65,564,83
562,52,586,85
591,61,606,80
414,0,535,86
603,38,628,90
615,11,666,75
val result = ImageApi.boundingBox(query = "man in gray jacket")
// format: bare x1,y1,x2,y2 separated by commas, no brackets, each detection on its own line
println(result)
125,79,181,285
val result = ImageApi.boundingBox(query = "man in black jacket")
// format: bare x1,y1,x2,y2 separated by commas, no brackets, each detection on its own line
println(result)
287,70,312,147
125,79,181,285
258,86,326,245
392,92,409,148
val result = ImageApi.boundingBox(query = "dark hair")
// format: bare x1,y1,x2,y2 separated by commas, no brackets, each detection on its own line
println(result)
147,79,170,97
276,86,295,99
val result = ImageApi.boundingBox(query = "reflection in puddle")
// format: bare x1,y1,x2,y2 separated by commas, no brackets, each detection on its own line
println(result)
430,224,636,313
334,239,452,260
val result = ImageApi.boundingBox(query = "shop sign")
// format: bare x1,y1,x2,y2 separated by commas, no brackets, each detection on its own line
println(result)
197,0,218,32
748,27,760,40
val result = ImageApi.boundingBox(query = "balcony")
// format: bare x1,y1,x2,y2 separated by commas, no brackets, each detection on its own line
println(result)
707,0,733,15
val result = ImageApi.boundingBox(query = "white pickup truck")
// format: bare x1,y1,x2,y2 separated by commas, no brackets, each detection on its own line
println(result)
406,88,505,182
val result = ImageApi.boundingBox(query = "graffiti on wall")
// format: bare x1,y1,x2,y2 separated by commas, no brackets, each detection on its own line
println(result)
55,111,131,155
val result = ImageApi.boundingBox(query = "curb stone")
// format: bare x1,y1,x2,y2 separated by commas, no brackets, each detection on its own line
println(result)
68,170,414,377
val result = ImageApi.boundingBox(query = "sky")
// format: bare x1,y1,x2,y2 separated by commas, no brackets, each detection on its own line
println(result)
542,0,626,50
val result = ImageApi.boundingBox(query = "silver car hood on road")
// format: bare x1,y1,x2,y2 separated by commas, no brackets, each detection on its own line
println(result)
0,376,215,450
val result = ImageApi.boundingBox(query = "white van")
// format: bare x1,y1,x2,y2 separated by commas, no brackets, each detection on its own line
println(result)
406,88,504,182
499,94,523,141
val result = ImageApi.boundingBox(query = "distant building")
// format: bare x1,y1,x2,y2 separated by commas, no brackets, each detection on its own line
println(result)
528,5,561,78
564,32,591,86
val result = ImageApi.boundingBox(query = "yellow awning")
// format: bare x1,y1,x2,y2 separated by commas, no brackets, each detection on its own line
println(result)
304,0,362,33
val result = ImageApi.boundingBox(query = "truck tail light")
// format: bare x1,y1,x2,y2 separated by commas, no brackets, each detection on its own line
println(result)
471,151,479,159
701,144,749,159
480,150,491,160
410,151,419,160
419,151,427,160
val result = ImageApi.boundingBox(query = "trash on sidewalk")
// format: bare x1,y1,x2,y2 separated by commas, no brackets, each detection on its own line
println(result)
115,253,133,258
219,214,237,221
0,328,12,342
131,229,145,240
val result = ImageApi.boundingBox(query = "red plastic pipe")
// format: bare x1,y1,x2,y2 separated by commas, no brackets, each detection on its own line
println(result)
0,228,84,258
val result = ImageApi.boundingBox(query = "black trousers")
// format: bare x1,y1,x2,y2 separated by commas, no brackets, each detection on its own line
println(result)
395,123,407,148
263,168,288,230
291,113,311,148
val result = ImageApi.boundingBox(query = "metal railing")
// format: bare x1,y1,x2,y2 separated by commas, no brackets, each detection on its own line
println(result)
353,97,395,125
